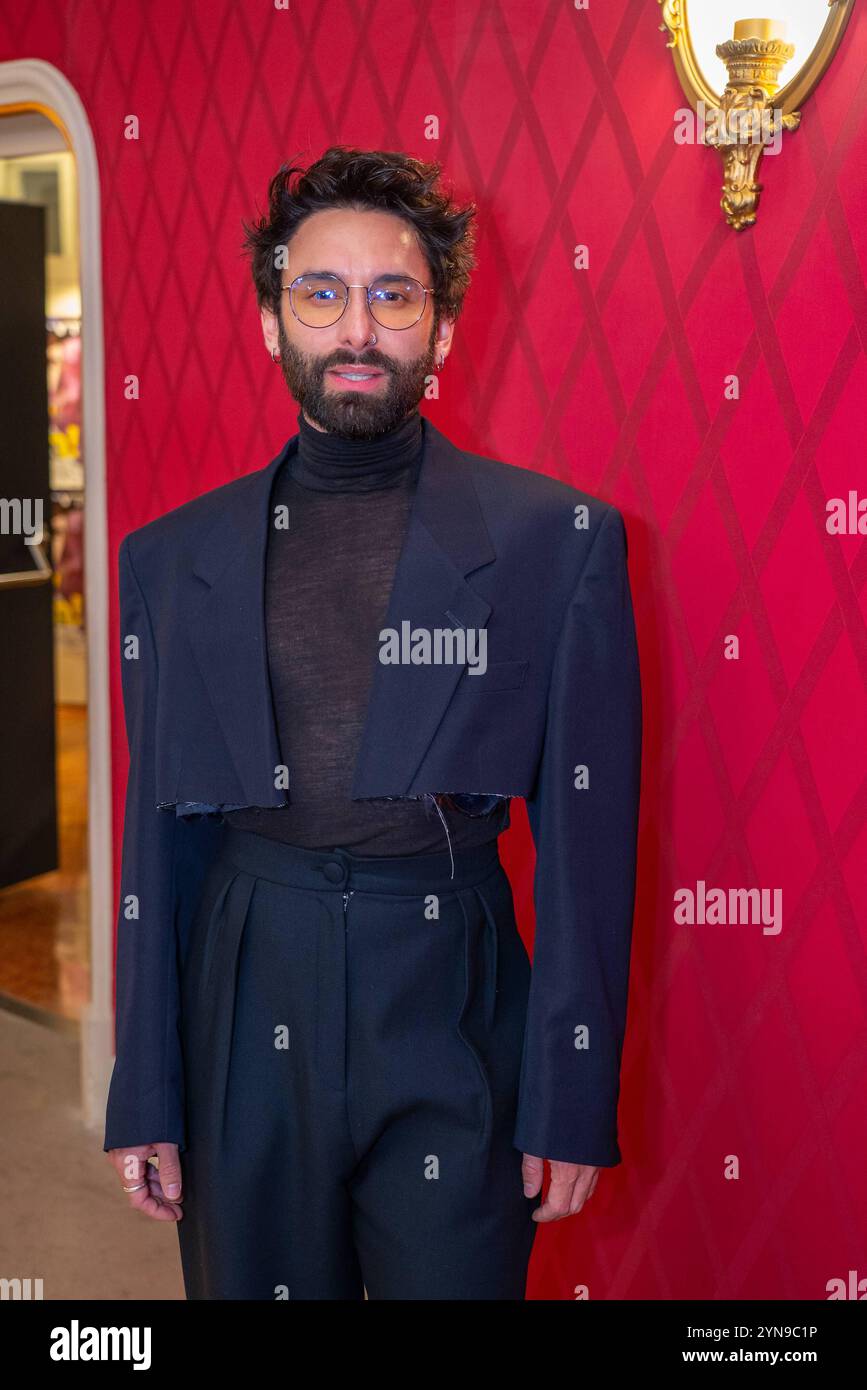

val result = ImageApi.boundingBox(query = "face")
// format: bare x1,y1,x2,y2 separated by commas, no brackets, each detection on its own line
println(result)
260,207,454,439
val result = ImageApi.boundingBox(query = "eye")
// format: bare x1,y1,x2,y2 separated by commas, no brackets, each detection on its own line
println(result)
370,287,404,304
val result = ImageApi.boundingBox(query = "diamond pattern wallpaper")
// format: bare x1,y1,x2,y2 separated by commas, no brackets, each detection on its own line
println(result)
2,0,865,1300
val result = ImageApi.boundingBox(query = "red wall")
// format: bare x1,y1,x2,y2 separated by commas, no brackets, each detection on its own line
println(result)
3,0,865,1300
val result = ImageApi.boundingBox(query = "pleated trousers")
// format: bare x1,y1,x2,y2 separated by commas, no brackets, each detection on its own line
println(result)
176,823,540,1300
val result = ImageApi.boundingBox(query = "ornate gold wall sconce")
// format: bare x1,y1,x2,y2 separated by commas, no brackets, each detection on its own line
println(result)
658,2,857,229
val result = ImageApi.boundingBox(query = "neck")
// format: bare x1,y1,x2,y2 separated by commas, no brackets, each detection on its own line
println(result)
290,408,424,493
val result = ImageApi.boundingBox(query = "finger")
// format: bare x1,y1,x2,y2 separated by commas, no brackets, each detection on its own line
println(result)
533,1196,573,1222
128,1161,183,1220
143,1164,183,1206
521,1153,545,1197
116,1148,151,1191
533,1168,577,1223
152,1143,183,1202
126,1183,183,1222
568,1182,589,1214
568,1168,599,1215
110,1148,183,1221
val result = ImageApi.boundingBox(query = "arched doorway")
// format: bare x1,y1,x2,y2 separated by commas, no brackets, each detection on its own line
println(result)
0,59,111,1140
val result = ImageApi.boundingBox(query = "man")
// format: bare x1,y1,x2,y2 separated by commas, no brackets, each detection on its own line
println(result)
104,147,642,1300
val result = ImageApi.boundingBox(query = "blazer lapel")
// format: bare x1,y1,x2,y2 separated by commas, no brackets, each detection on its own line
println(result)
187,416,496,808
188,438,292,808
350,417,495,797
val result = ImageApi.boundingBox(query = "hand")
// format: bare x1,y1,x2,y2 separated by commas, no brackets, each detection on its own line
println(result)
106,1142,184,1221
521,1154,600,1222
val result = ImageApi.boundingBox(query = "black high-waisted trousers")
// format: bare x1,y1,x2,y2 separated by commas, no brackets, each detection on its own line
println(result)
176,823,540,1300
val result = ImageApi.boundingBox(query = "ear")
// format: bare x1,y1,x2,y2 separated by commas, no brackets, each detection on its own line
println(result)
434,313,456,366
260,303,280,356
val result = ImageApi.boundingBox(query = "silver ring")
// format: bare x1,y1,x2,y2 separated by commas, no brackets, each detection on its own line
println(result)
122,1181,147,1194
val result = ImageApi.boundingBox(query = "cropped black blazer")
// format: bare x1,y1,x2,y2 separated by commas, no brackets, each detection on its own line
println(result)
104,416,642,1167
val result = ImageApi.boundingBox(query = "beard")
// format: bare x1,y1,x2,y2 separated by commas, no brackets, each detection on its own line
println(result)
275,314,438,440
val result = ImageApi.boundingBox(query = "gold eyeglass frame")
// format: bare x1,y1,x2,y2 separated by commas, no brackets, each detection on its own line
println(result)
281,273,435,330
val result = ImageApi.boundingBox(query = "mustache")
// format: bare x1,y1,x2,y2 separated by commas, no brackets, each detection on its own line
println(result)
324,357,390,372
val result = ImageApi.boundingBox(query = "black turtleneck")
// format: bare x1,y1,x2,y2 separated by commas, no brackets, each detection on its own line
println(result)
224,408,510,855
292,406,424,492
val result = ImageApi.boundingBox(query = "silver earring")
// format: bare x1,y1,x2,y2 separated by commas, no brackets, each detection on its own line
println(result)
271,347,281,362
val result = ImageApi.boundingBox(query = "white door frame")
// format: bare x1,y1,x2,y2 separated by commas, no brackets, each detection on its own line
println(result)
0,59,113,1139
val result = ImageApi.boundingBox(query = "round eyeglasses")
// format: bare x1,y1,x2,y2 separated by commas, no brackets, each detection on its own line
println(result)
281,273,434,330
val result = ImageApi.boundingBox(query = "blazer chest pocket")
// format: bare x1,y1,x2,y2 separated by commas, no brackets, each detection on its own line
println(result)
460,658,528,693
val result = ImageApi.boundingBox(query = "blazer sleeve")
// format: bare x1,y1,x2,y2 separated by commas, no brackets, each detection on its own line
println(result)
513,504,642,1167
103,534,186,1152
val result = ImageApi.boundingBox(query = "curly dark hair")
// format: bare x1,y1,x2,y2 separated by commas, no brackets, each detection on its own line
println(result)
241,146,477,322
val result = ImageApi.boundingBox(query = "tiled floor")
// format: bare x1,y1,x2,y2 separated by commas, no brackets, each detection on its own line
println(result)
0,1007,185,1300
0,697,186,1299
0,703,90,1021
